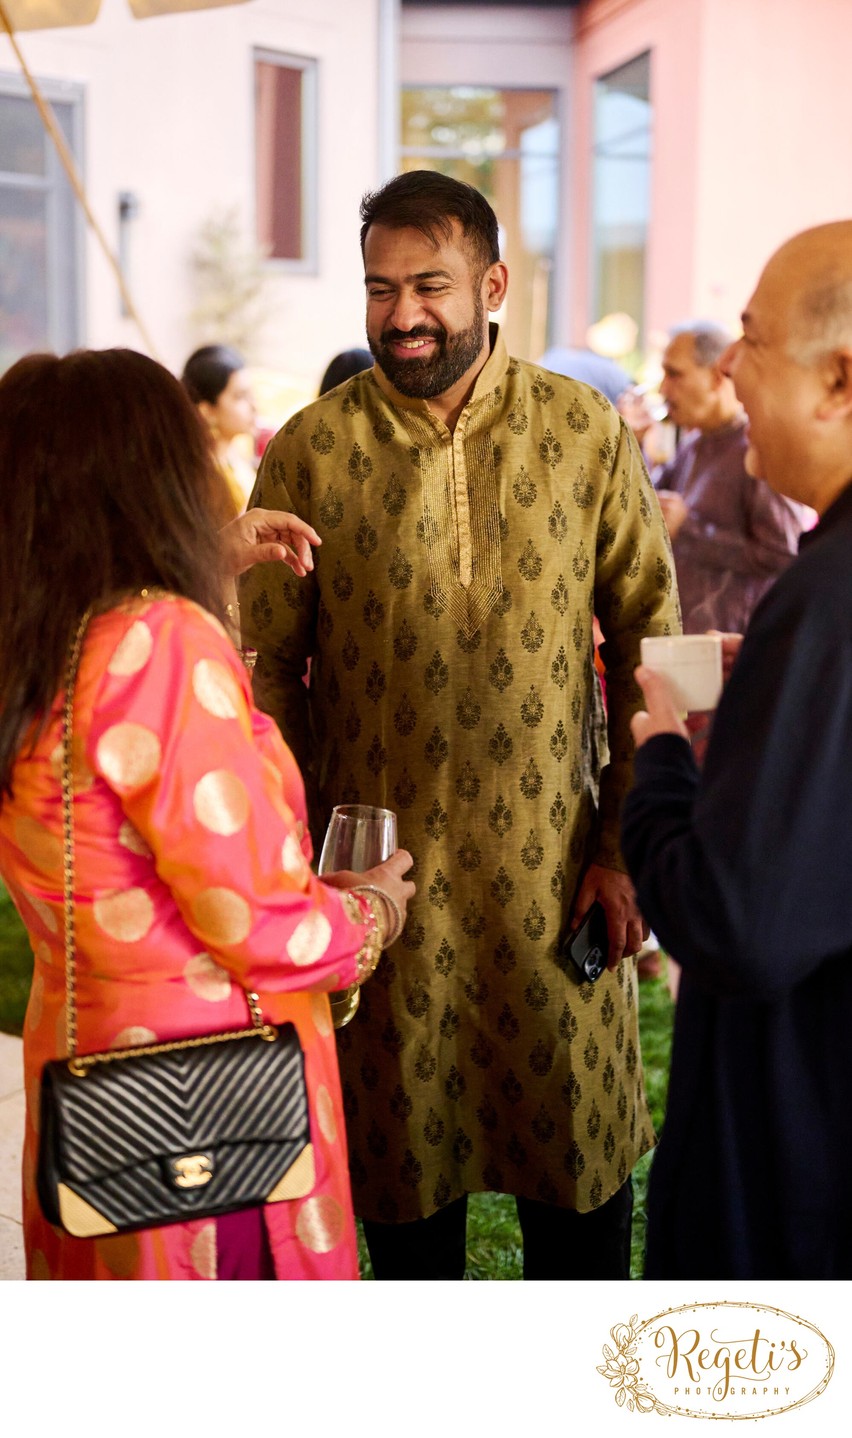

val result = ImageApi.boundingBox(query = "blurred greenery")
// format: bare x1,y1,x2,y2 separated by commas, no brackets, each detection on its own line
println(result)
0,880,32,1037
358,962,675,1280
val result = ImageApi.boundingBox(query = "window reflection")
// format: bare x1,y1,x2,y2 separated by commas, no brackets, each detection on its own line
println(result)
400,86,559,360
591,52,652,349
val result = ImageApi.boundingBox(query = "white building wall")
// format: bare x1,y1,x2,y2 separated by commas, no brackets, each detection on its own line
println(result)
1,0,383,400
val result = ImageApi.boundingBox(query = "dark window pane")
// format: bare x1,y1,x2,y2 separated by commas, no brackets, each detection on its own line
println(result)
256,60,303,261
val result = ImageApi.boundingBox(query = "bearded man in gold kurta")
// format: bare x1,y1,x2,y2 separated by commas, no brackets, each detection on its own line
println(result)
240,172,680,1279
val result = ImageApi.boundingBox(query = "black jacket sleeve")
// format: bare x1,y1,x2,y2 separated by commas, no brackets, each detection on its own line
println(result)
621,548,852,1001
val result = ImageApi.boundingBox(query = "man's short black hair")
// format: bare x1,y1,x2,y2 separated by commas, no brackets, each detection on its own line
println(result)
360,170,500,273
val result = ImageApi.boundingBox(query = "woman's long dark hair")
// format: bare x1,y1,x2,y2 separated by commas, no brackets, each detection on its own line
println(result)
0,348,230,799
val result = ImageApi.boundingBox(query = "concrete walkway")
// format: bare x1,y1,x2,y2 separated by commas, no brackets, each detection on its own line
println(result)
0,1034,24,1280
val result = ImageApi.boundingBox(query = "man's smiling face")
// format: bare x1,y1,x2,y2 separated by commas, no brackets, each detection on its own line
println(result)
363,220,491,400
722,248,830,501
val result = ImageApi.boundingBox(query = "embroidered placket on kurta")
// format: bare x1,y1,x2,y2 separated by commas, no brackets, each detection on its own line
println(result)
400,405,504,639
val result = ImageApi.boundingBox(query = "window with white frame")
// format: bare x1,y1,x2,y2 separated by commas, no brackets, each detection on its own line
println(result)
590,52,652,348
254,50,318,271
0,74,84,373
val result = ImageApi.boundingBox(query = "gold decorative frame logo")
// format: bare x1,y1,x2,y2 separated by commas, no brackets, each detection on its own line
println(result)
597,1302,834,1420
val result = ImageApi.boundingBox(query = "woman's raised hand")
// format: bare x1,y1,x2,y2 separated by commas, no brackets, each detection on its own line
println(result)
220,509,321,576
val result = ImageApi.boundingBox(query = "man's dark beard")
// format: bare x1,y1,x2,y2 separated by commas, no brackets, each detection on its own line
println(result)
369,293,486,398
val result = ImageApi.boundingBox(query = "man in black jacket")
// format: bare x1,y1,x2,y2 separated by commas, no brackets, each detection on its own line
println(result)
622,221,852,1278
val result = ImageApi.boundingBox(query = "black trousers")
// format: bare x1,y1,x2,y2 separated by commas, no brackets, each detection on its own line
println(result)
361,1181,633,1281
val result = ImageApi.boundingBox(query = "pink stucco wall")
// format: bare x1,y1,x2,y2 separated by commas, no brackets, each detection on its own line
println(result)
571,0,852,351
694,0,852,329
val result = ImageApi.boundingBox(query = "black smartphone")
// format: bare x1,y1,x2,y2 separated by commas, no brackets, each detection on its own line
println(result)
558,900,609,983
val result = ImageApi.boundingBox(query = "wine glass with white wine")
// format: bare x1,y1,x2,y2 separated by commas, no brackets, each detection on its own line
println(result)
318,804,398,1028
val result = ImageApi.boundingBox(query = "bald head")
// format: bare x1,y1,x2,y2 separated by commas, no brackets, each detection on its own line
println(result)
726,220,852,513
764,221,852,365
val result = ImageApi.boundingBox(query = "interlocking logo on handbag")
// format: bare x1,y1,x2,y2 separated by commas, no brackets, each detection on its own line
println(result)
168,1153,214,1189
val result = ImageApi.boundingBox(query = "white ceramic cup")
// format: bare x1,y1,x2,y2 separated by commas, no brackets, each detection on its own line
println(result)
640,633,723,713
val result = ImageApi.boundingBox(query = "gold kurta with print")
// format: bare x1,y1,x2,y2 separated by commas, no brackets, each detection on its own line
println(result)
240,330,680,1222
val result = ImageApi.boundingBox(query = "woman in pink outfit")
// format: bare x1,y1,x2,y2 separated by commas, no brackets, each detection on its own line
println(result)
0,349,414,1281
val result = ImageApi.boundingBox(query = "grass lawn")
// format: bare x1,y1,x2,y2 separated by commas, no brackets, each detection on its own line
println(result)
0,881,33,1037
0,879,674,1276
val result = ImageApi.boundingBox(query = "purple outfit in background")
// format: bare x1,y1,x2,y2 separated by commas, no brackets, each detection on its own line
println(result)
656,418,809,633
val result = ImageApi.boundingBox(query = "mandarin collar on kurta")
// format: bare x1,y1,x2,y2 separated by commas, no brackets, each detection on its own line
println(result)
370,323,509,418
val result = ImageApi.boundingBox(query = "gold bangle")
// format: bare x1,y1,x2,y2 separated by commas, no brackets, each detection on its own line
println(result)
352,883,403,948
352,892,383,982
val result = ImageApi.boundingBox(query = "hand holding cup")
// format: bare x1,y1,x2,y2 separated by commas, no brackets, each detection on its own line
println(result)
639,633,723,714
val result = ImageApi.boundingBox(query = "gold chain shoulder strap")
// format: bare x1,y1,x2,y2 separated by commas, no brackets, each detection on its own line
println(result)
60,607,275,1068
61,608,92,1059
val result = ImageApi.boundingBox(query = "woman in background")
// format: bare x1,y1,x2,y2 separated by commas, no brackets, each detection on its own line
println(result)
318,348,373,396
0,349,414,1281
182,343,258,516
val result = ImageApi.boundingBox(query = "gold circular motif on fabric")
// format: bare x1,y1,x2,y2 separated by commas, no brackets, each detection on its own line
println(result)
93,888,154,942
118,819,152,858
281,832,309,879
29,1250,51,1281
295,1194,345,1254
189,1222,217,1280
24,892,59,935
287,910,332,967
95,1232,141,1279
192,659,242,720
191,887,252,946
315,1085,338,1144
13,817,62,875
184,952,233,1003
96,723,161,789
26,971,44,1032
110,1025,158,1049
22,1153,36,1206
107,620,154,676
310,992,333,1038
193,769,250,836
26,1072,41,1135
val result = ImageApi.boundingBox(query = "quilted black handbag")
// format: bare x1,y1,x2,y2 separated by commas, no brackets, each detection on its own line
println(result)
36,608,315,1239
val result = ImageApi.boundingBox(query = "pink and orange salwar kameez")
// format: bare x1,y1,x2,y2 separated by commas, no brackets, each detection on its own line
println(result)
0,593,373,1279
